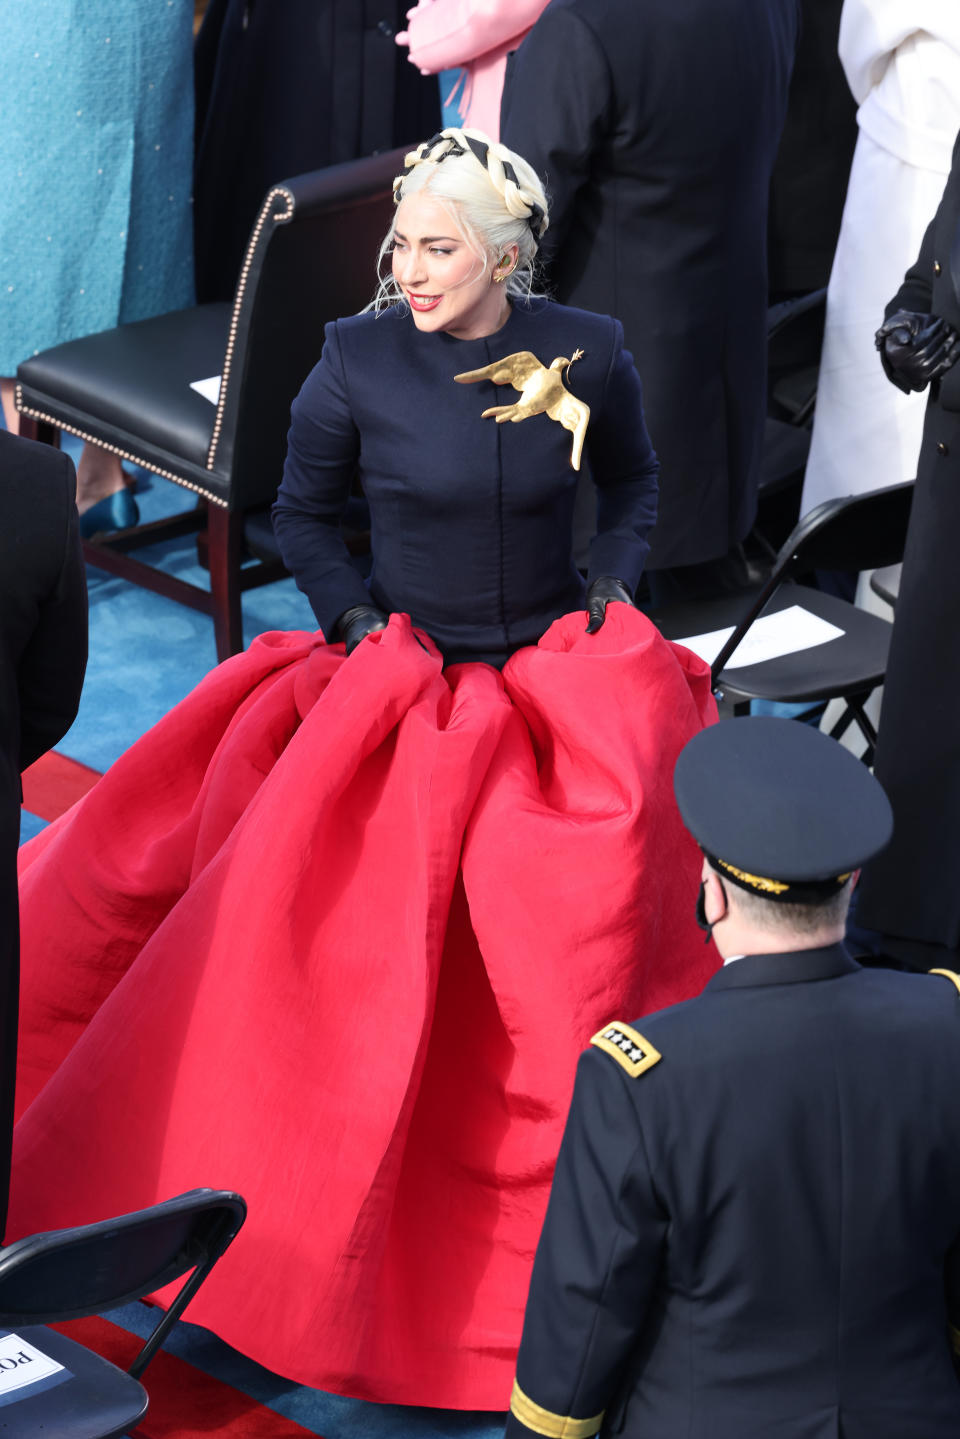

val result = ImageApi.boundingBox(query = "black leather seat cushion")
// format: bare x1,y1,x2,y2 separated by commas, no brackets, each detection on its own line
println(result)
17,304,231,471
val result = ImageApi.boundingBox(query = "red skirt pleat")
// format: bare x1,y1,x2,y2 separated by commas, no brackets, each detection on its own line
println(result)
11,608,717,1408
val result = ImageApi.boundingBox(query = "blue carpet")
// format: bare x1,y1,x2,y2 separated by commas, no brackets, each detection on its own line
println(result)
18,435,508,1438
106,1301,505,1438
59,448,318,775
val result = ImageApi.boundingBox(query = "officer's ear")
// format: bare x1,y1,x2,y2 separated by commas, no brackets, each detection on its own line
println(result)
702,867,728,929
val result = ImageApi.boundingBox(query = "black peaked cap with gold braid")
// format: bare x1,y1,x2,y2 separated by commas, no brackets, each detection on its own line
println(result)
673,716,893,902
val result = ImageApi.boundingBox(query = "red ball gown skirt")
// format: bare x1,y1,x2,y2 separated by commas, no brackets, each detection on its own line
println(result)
10,607,717,1408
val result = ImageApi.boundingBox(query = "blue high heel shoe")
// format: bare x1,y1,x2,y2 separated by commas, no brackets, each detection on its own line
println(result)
79,487,139,539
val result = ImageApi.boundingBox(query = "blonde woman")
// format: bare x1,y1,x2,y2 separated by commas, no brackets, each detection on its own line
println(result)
10,132,717,1410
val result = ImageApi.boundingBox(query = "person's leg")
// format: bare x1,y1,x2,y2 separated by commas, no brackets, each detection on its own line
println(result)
76,443,130,514
645,544,751,607
0,380,18,435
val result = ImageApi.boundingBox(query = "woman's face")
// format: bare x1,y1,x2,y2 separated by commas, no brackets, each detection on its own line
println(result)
391,193,516,341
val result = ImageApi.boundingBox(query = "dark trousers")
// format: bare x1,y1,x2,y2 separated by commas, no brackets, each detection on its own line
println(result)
645,545,750,606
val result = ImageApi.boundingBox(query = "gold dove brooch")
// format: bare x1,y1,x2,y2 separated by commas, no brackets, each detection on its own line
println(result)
454,349,591,470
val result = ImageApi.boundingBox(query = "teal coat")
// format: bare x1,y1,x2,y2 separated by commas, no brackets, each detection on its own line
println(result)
0,0,195,373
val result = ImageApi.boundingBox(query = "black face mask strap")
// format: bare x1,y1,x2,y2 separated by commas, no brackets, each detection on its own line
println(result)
695,876,728,944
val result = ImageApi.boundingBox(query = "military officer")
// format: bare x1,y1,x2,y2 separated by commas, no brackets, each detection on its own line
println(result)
855,126,960,969
506,717,960,1439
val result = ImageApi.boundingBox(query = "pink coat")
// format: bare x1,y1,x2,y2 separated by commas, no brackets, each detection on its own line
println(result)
396,0,551,140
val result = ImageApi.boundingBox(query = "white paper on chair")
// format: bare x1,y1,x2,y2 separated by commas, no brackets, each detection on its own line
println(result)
190,374,222,405
0,1332,71,1404
676,605,844,670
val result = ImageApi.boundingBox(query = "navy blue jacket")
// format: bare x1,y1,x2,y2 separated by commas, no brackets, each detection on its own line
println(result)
501,0,799,569
272,298,658,665
508,947,960,1439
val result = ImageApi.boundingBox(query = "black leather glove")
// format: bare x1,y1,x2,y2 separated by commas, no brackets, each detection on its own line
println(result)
337,604,388,654
875,310,960,394
585,576,635,634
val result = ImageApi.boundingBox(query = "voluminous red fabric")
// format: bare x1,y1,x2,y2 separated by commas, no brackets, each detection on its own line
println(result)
11,608,717,1409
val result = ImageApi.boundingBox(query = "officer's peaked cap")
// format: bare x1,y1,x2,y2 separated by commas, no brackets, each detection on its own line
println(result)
673,717,893,900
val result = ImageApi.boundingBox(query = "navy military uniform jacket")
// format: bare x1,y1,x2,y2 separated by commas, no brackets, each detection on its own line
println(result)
856,129,960,955
272,298,658,665
507,946,960,1439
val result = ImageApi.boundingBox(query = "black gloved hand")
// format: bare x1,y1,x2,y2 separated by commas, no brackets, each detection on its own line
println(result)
337,604,388,654
875,310,960,394
585,576,635,634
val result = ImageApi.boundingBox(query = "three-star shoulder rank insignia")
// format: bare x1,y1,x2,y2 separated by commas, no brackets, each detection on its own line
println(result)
930,968,960,997
590,1021,661,1077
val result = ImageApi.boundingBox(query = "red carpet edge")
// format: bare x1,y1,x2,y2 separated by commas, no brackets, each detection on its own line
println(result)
52,1316,320,1438
21,750,101,822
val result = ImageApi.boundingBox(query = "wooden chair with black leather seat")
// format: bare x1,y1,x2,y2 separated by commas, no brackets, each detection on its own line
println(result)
15,148,405,661
650,481,914,765
0,1188,245,1438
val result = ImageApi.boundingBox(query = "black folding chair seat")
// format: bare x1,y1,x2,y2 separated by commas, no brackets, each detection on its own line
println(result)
650,481,915,762
655,581,895,706
759,416,811,497
0,1188,245,1439
767,287,827,426
0,1326,148,1438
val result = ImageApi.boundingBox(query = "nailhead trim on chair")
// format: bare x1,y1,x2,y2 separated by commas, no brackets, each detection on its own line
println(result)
206,185,295,472
14,388,229,507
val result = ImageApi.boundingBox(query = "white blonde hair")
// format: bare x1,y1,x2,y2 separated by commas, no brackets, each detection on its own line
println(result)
369,128,550,314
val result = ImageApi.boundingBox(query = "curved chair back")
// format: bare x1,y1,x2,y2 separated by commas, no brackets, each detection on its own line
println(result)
0,1189,246,1379
208,149,406,511
709,480,915,685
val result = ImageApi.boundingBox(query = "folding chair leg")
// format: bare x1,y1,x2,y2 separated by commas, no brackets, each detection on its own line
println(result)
828,692,878,766
845,695,878,750
206,505,244,662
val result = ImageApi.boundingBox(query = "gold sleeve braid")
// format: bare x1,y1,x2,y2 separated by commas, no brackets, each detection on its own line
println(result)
510,1380,604,1438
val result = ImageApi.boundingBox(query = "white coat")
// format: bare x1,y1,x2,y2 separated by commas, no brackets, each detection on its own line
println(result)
801,1,960,513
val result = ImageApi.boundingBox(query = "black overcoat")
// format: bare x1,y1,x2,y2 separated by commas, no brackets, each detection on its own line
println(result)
507,947,960,1439
767,0,858,297
856,130,960,955
0,430,87,1235
193,0,441,303
500,0,799,569
272,299,659,666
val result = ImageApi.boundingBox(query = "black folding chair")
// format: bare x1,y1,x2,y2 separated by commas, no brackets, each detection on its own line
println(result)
651,482,914,765
752,288,829,558
0,1188,245,1438
767,286,827,426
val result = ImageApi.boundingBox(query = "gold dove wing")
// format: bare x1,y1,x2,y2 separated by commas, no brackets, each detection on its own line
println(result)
453,351,545,391
546,392,591,472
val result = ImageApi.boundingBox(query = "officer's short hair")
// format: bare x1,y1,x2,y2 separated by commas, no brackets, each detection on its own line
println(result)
720,868,855,937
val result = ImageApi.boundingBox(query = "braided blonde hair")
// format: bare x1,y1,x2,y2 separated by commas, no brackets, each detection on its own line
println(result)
369,127,549,314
